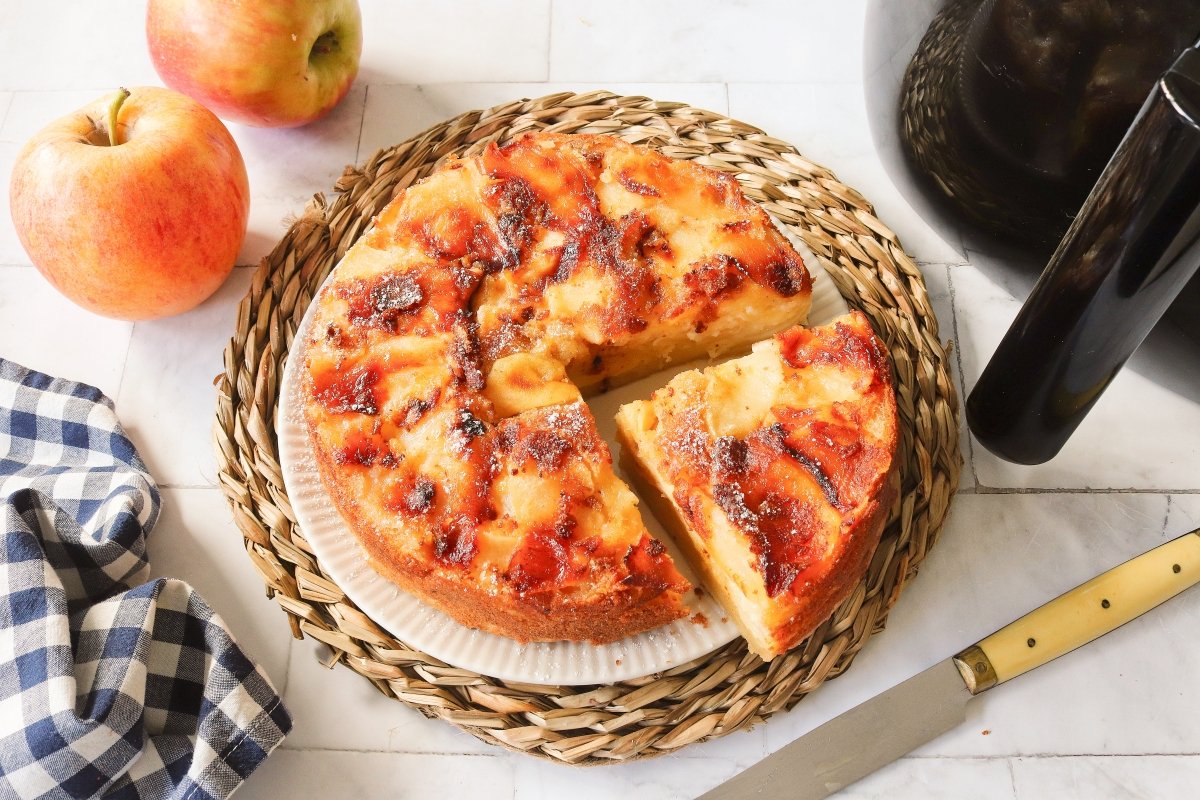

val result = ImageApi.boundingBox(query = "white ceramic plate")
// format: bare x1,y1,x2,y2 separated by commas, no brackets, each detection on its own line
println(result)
277,223,850,685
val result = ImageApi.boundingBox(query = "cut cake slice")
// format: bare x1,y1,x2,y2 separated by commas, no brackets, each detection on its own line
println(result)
615,311,900,659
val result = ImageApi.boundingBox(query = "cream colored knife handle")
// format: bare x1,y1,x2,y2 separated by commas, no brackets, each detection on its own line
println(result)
953,529,1200,694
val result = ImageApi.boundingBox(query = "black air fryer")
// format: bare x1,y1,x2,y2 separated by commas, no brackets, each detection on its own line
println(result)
866,0,1200,464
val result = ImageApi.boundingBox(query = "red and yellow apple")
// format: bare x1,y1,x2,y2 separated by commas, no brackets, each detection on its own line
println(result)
147,0,363,128
9,87,249,321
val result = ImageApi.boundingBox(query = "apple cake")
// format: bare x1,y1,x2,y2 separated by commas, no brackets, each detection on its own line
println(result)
302,132,814,643
615,312,900,660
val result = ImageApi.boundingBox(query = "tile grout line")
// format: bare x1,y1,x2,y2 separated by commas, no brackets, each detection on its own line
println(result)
111,321,137,408
0,92,13,134
723,82,731,116
277,636,300,734
953,221,968,261
904,753,1200,760
945,263,980,489
353,84,370,165
917,259,971,269
1005,756,1019,799
159,482,233,490
706,80,868,90
277,745,502,757
276,621,292,702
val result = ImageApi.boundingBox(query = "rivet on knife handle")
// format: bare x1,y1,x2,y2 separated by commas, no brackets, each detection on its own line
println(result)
953,528,1200,695
952,645,998,694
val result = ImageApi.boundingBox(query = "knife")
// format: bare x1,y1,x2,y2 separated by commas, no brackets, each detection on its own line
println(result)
699,527,1200,800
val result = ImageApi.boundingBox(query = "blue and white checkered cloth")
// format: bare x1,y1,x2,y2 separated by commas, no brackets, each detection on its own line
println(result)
0,359,290,799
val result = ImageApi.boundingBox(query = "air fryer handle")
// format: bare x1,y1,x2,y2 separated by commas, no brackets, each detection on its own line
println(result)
966,45,1200,465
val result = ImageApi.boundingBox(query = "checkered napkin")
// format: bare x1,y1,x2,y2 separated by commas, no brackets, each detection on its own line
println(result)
0,359,290,799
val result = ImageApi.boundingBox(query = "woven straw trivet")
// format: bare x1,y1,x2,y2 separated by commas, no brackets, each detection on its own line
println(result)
213,91,961,764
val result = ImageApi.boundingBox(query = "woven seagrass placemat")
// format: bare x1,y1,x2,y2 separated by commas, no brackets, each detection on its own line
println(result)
213,90,961,764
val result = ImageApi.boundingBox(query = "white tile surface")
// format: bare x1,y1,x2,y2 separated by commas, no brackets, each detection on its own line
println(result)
0,89,111,145
1167,494,1200,533
551,0,867,84
0,267,132,398
149,487,292,691
358,82,729,160
1011,756,1200,799
727,83,965,264
358,0,551,84
237,749,515,800
953,263,1200,489
0,2,158,91
840,757,1015,800
228,86,368,265
116,269,254,488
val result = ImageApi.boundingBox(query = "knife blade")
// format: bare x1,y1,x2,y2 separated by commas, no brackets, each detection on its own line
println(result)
700,527,1200,800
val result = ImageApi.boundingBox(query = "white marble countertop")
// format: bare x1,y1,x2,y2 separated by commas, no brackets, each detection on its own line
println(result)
3,2,1199,798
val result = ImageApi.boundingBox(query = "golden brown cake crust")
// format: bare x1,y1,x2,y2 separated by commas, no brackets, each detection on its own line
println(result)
615,312,899,659
301,132,815,644
359,540,695,646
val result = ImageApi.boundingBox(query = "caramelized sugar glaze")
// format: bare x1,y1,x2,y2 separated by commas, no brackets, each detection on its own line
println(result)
303,133,813,643
615,313,899,659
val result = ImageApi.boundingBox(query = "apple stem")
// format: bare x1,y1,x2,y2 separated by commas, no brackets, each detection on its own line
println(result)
106,88,131,147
